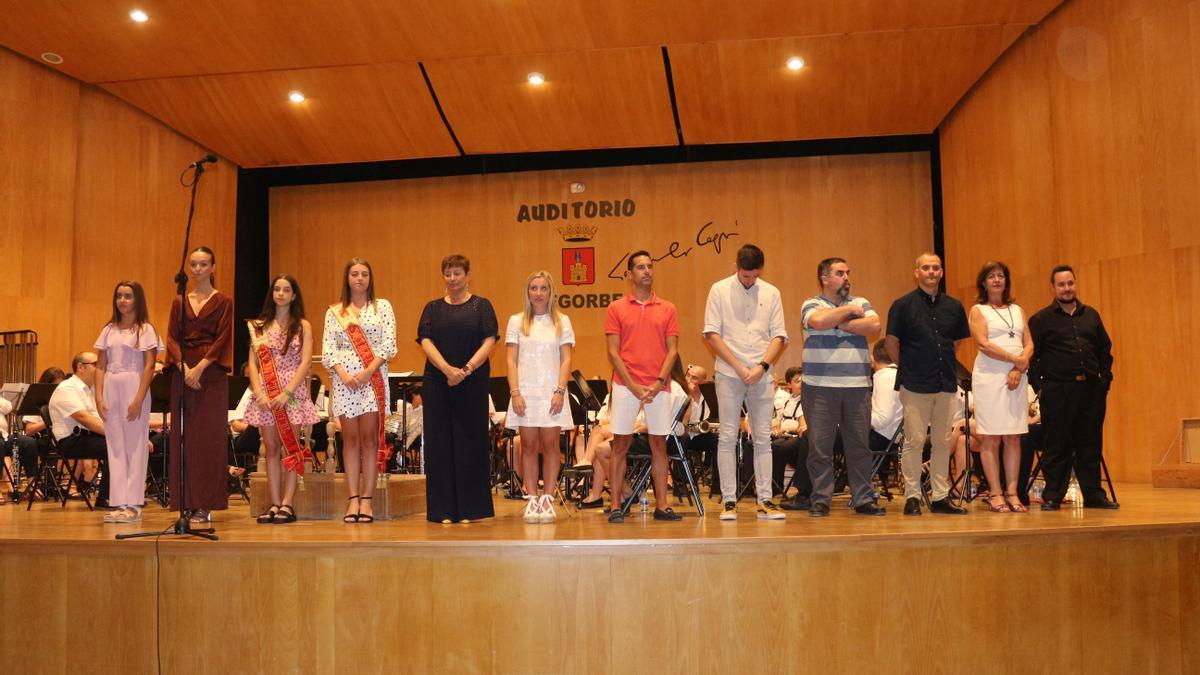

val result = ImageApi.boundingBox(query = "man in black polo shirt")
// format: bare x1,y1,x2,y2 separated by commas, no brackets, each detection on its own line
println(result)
885,253,971,516
1028,265,1117,511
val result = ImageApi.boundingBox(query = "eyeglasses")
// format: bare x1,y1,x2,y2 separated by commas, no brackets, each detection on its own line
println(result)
79,361,98,367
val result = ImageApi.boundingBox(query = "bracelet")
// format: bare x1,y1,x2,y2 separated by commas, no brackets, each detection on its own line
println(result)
462,362,473,374
510,389,521,396
553,387,565,395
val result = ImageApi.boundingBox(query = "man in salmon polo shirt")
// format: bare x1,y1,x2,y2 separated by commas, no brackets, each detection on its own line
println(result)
603,250,682,523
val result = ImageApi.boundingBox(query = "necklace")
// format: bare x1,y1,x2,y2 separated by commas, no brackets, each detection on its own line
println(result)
989,304,1015,339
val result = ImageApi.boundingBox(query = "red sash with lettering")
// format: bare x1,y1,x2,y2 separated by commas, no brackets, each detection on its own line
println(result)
332,305,390,471
249,322,313,475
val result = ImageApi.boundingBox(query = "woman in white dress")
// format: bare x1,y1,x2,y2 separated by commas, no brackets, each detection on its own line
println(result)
969,261,1034,513
505,271,575,523
322,258,397,523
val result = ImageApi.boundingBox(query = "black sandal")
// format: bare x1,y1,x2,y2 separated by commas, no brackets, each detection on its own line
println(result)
343,495,360,523
257,504,281,525
275,504,297,524
357,496,374,523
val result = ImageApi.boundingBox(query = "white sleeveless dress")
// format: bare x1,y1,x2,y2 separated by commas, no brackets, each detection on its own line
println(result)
971,304,1030,435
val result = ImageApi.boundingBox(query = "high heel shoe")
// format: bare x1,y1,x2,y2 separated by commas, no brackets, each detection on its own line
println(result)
523,495,542,523
357,496,374,523
1004,493,1028,513
537,494,556,523
343,495,360,523
986,495,1011,513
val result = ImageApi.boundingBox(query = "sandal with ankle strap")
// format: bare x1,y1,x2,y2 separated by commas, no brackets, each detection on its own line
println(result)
275,504,297,524
357,496,374,523
343,495,360,523
257,504,281,524
986,495,1011,513
1004,493,1028,513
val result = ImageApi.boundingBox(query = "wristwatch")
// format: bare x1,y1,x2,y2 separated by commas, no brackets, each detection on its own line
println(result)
758,361,770,372
656,376,667,385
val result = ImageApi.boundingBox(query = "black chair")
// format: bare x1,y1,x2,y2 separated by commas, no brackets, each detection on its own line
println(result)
27,404,101,510
869,426,904,501
22,424,66,508
618,399,704,516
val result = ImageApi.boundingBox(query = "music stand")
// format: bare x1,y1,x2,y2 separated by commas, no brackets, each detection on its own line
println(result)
144,373,174,507
13,383,58,504
388,374,423,473
486,376,522,498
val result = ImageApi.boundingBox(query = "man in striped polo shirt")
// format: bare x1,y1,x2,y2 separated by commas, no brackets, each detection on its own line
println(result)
799,258,887,517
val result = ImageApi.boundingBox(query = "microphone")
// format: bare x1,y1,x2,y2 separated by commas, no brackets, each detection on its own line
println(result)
189,154,217,168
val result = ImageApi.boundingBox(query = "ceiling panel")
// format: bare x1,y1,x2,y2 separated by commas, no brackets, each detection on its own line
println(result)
670,25,1030,144
424,47,679,155
0,1,1065,82
102,63,458,167
0,0,1068,165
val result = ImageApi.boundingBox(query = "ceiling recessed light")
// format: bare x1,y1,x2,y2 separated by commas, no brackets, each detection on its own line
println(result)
40,52,64,65
527,72,545,86
288,90,306,103
786,56,805,71
130,9,149,23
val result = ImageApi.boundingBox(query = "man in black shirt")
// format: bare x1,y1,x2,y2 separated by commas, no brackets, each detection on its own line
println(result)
885,253,971,516
1028,265,1117,510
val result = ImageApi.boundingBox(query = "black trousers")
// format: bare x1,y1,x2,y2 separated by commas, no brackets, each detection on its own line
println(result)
1039,379,1107,502
58,431,110,505
772,433,810,497
1015,423,1043,504
423,371,494,523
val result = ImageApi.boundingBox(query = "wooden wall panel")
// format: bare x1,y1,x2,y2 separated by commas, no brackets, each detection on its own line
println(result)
68,88,238,358
0,48,81,376
0,47,237,377
939,0,1200,482
270,153,932,383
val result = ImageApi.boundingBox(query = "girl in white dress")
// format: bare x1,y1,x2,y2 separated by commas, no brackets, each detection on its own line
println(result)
968,261,1034,513
505,271,575,523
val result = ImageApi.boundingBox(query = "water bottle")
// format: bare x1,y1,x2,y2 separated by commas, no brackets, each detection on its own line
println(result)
639,493,649,512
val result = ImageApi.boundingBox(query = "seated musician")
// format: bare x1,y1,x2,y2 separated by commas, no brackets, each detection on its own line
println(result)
48,352,110,508
773,367,812,509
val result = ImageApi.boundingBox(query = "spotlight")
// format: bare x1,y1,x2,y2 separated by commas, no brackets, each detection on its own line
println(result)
786,56,805,71
130,9,149,23
288,91,306,103
527,72,545,86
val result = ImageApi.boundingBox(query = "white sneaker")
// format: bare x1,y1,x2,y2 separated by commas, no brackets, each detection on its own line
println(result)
523,496,542,523
538,494,556,523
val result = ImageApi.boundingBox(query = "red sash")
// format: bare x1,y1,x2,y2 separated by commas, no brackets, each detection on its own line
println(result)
333,305,390,471
249,323,313,475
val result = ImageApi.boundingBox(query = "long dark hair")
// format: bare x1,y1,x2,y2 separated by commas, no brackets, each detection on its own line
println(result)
108,280,151,331
340,257,375,309
254,274,305,356
975,261,1014,305
190,246,217,287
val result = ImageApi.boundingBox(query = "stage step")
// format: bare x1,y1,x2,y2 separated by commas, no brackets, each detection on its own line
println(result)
248,473,426,520
1151,463,1200,489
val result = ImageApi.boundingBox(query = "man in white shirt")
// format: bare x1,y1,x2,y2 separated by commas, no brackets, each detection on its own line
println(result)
702,244,789,520
48,352,110,507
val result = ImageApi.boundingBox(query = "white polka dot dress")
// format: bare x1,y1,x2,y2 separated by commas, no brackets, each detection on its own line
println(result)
321,299,397,419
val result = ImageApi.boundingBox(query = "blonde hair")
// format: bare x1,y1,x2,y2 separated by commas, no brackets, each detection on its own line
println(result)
521,270,563,336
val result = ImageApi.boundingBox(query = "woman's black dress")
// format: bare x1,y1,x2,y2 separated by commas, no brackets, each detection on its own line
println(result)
417,295,498,522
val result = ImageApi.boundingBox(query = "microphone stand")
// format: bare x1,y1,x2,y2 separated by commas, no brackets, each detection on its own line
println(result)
119,158,218,541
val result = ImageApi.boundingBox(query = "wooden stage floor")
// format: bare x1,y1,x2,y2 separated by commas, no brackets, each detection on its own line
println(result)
3,484,1199,673
3,482,1199,547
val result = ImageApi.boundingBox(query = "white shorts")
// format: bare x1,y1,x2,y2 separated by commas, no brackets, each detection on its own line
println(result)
609,383,672,436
